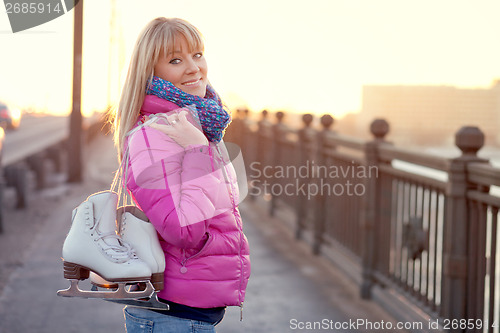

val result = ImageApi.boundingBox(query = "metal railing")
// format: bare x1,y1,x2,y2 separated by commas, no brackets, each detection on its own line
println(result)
226,109,500,332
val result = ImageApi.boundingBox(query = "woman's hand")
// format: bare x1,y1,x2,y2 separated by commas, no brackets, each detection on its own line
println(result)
149,110,209,148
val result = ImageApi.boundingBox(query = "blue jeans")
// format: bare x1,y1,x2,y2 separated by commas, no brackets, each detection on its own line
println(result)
124,306,217,333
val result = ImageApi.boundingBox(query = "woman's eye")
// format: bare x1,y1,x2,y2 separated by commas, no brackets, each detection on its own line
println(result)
169,58,181,64
194,52,203,58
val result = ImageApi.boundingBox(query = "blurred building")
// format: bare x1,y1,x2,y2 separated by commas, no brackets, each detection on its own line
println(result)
359,80,500,146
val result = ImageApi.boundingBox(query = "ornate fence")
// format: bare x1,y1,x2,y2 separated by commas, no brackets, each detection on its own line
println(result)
226,109,500,332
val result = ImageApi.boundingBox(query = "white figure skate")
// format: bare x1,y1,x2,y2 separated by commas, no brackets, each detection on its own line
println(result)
89,205,169,310
118,205,165,289
57,191,154,300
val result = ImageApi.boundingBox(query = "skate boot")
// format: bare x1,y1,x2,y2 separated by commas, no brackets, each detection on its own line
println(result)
57,191,154,300
89,205,168,310
117,205,165,291
88,205,166,289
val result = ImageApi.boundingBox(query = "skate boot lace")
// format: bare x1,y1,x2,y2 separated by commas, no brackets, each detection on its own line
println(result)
84,211,138,264
94,231,139,264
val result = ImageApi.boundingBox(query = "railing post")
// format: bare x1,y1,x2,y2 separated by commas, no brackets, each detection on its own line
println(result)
234,108,243,146
240,109,252,175
296,114,315,240
47,144,66,174
4,163,29,209
270,112,286,217
313,114,335,254
224,109,240,146
0,128,4,233
0,177,3,233
256,110,272,182
26,153,48,190
442,126,487,325
239,109,258,202
361,118,389,299
249,110,272,202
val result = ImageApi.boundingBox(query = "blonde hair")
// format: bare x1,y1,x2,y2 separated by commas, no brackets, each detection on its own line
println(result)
109,17,204,158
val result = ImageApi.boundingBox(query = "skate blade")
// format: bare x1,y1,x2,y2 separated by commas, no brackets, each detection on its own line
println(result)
57,279,154,300
103,292,170,311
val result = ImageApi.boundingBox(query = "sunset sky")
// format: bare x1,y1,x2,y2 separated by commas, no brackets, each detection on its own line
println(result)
1,0,499,117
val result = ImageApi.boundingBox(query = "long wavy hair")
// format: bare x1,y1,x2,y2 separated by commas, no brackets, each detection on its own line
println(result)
109,17,204,159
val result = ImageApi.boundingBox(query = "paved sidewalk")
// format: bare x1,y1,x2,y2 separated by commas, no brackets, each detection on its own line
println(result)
0,133,401,333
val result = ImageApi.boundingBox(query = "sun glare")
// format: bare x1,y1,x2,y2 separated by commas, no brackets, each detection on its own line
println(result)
0,0,499,120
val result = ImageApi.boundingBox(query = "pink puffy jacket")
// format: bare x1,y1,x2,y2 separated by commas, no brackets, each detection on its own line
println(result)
125,95,250,308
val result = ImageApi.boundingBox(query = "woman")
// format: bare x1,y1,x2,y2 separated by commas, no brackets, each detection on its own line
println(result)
111,17,251,332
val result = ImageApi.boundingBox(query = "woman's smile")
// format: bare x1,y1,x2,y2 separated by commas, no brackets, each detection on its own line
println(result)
182,78,202,86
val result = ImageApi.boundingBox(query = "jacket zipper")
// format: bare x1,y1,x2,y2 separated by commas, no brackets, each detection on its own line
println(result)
180,232,212,268
215,143,245,320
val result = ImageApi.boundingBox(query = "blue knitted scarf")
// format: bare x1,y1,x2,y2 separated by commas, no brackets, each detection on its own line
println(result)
146,76,231,143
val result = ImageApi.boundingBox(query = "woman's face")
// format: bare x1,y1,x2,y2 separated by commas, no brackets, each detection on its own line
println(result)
154,37,208,98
